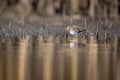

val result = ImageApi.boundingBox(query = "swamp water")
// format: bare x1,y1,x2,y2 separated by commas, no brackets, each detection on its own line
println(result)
0,35,120,80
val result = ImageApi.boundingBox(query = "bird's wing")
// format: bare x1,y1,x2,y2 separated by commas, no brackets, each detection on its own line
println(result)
71,25,87,32
71,27,80,32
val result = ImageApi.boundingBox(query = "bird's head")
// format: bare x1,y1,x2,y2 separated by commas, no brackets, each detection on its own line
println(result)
66,26,71,31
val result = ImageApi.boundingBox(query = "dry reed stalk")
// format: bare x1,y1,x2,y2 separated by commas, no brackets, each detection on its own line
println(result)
8,22,12,33
108,22,112,29
84,18,87,29
105,28,107,41
2,27,4,35
96,23,99,39
104,19,108,41
70,17,73,25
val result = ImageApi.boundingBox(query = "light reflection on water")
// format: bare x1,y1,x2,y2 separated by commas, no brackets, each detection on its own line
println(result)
0,35,120,80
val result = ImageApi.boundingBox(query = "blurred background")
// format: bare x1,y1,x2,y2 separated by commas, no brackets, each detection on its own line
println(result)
0,1,120,80
0,0,120,19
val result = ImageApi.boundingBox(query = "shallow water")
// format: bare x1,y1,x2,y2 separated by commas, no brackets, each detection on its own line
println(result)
0,35,120,80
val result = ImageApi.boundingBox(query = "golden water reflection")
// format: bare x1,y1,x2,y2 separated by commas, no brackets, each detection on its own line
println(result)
0,35,120,80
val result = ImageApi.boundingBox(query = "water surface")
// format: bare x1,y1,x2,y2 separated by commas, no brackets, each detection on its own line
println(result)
0,35,120,80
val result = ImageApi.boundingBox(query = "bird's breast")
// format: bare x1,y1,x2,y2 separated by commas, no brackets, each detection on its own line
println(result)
70,30,84,36
70,30,77,35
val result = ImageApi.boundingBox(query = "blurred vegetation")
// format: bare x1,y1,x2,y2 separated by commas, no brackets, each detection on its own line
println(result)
0,0,120,18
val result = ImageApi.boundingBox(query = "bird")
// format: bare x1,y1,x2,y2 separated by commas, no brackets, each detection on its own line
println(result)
66,25,87,37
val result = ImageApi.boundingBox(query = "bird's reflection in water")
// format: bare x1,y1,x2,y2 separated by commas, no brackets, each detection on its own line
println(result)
70,42,85,48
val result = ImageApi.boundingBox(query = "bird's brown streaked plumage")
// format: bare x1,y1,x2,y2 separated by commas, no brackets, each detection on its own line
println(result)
66,25,87,37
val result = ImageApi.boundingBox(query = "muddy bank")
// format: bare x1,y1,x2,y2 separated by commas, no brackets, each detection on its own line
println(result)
0,15,120,40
